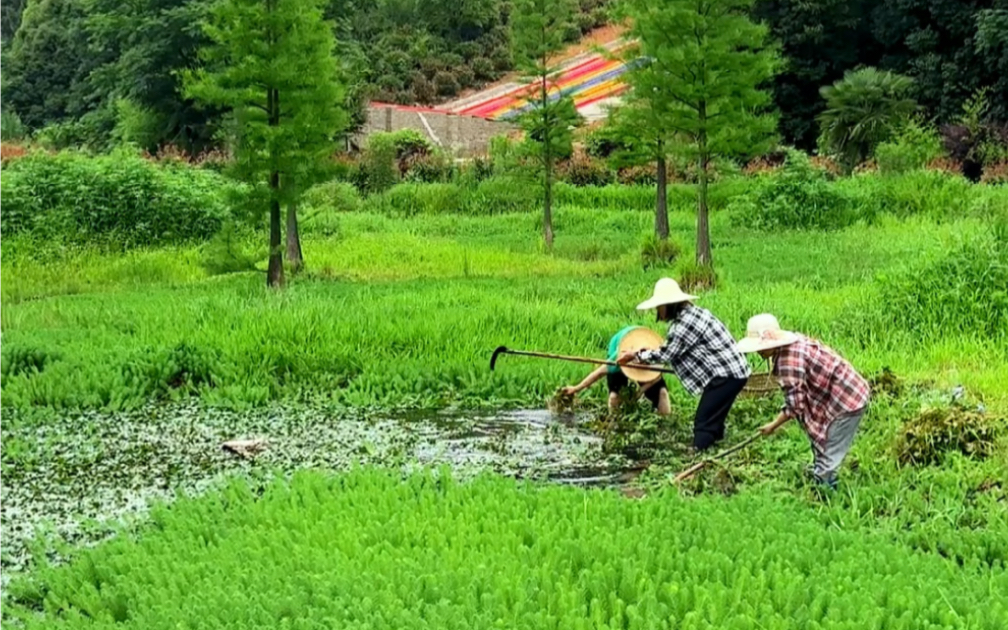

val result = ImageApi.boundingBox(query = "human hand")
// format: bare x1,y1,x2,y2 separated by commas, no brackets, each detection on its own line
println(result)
617,351,637,365
760,421,778,436
560,386,578,397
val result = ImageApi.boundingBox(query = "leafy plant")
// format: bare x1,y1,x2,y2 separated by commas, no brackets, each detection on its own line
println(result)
818,68,917,173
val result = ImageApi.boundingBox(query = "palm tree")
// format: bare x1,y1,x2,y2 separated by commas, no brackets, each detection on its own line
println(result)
818,68,917,173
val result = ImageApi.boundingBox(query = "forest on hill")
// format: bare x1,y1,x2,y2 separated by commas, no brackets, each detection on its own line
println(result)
1,0,1006,154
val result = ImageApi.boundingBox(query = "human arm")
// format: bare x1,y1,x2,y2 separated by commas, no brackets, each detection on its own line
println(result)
562,364,608,396
760,411,792,435
775,345,809,422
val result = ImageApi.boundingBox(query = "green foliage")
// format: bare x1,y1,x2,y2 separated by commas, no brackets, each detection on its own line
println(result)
110,98,163,152
9,467,1005,628
619,0,779,266
1,108,28,141
0,150,232,247
874,117,943,175
1,344,62,380
512,0,579,247
818,68,917,173
729,151,859,231
183,0,346,214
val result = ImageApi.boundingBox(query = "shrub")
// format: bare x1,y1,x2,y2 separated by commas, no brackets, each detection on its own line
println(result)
1,109,27,141
875,118,943,175
0,150,232,248
434,70,461,97
817,67,917,173
617,164,657,186
405,152,456,184
640,234,681,270
559,153,614,187
360,133,400,193
471,57,495,82
302,181,364,213
729,150,858,231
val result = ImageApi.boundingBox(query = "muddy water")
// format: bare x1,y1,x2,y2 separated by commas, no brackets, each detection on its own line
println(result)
0,403,638,589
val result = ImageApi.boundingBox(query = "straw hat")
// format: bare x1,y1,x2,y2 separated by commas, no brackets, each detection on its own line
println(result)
736,314,799,354
617,327,665,383
636,278,697,311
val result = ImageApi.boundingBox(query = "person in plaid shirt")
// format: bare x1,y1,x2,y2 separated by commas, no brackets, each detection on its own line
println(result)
617,278,751,451
737,313,870,488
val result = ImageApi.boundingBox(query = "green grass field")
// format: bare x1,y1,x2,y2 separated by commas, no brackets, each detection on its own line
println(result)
3,171,1007,627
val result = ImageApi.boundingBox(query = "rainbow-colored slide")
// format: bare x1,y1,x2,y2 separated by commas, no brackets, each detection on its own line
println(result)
453,43,639,122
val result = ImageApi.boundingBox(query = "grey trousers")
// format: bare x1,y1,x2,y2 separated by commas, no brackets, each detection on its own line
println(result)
809,407,866,486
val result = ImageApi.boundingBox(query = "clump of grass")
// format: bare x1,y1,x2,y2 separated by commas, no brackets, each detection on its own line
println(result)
640,234,681,270
547,388,576,414
677,261,718,292
895,402,1003,466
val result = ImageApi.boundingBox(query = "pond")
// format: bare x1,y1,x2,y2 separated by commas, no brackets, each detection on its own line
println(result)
0,403,642,591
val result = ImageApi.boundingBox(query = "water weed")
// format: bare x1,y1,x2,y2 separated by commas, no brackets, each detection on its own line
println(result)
4,468,1005,628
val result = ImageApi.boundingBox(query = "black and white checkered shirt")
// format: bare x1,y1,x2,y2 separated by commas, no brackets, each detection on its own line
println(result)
635,304,751,395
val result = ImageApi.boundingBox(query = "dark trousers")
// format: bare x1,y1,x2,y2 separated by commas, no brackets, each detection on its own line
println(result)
694,376,747,450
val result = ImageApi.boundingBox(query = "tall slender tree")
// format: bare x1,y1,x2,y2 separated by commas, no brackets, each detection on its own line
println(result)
183,0,346,287
622,0,778,268
511,0,579,250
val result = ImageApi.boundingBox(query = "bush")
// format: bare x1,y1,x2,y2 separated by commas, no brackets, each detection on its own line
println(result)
471,57,495,82
875,118,943,175
1,109,27,141
404,152,456,184
559,153,614,187
0,150,232,248
730,150,859,231
617,164,657,186
302,181,364,213
360,134,400,193
434,70,461,97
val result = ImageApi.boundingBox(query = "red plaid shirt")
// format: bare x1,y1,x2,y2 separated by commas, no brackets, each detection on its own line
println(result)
773,335,870,448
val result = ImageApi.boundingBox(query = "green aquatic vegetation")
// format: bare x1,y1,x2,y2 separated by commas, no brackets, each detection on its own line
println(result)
5,468,1006,629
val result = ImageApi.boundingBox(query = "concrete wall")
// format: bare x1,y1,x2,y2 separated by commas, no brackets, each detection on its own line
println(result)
354,105,518,156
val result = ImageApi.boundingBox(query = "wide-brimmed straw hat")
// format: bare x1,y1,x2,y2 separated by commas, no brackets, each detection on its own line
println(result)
736,313,799,354
636,278,697,311
617,327,665,383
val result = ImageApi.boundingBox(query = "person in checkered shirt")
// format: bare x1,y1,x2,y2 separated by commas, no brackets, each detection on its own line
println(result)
617,278,751,451
737,313,871,488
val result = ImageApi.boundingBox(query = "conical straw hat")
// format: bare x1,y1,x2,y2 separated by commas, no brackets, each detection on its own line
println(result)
617,327,665,383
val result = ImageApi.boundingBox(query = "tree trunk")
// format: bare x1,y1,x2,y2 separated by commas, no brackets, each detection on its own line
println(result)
267,193,285,287
286,202,303,274
696,101,712,267
541,73,554,251
655,153,669,240
266,82,284,288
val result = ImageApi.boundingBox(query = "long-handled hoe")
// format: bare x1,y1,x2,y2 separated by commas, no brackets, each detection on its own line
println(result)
672,431,764,483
